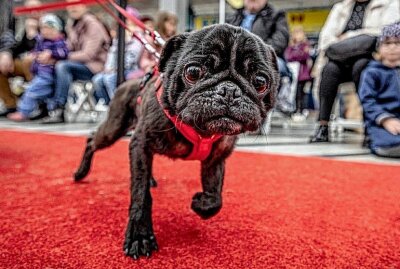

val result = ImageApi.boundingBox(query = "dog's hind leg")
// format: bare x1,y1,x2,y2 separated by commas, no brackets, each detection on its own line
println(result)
74,80,140,181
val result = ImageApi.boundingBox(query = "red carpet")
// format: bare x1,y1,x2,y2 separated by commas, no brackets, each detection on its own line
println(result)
0,130,399,269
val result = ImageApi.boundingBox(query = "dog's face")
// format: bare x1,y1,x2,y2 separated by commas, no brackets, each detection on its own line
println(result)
159,24,280,136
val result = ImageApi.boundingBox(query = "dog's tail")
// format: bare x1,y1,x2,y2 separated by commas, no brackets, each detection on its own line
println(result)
73,79,142,182
74,135,95,181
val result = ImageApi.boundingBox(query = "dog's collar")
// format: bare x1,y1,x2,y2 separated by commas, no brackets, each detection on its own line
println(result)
155,75,223,161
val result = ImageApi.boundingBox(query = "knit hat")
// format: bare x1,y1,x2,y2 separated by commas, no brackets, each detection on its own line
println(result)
40,14,63,32
379,22,400,43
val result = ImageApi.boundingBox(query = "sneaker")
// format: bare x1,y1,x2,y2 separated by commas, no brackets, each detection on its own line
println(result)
7,111,29,122
0,108,17,117
309,125,329,143
41,108,65,124
291,112,306,122
29,104,49,121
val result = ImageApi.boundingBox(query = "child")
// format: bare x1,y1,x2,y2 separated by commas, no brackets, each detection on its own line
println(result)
8,14,68,121
284,26,312,121
359,22,400,158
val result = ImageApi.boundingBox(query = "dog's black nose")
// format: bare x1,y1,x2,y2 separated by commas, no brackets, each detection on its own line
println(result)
216,82,242,99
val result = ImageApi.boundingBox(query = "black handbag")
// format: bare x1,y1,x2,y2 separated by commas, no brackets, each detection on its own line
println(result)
325,34,377,63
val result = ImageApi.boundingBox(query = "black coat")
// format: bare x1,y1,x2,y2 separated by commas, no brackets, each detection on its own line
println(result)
226,4,289,58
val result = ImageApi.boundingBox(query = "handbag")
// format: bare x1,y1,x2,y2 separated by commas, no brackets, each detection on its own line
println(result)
325,34,377,63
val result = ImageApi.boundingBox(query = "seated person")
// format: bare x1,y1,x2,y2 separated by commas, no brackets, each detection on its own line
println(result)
359,23,400,158
0,0,41,117
8,14,68,121
92,7,144,105
42,1,110,124
310,0,399,143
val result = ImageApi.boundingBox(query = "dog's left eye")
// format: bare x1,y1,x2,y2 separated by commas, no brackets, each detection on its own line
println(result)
253,76,269,94
184,65,203,84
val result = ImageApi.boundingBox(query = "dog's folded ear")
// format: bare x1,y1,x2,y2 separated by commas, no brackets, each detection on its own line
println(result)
159,33,190,72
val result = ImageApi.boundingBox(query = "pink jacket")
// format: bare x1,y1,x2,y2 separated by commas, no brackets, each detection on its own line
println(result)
285,42,312,82
67,13,111,74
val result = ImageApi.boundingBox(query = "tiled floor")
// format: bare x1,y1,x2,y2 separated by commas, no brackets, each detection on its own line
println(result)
0,114,398,165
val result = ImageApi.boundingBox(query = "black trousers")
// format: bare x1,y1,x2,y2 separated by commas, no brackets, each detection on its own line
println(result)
318,58,370,122
296,80,308,113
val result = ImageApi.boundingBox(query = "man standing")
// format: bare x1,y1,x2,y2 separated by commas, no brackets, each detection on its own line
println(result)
227,0,290,77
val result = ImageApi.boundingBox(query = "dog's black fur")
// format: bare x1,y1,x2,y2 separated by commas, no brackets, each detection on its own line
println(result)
74,24,279,259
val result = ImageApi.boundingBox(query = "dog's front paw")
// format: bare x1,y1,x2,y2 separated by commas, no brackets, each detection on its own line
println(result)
123,232,158,259
191,192,222,219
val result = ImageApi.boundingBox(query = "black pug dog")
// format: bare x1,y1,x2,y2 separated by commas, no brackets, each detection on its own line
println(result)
74,24,279,259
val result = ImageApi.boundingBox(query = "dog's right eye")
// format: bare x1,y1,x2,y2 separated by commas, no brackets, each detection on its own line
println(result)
253,75,269,94
184,65,203,84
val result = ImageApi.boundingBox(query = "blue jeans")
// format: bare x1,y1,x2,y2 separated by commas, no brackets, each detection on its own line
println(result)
47,61,94,110
92,71,130,105
277,57,292,81
18,73,54,116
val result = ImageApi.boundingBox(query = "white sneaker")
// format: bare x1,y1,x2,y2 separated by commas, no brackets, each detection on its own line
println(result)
291,113,306,122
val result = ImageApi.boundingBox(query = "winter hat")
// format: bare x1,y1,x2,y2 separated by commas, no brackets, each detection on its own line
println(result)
40,13,63,32
379,22,400,43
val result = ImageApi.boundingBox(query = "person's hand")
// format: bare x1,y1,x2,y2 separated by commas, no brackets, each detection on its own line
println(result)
36,50,54,65
0,52,15,75
24,53,36,63
382,118,400,135
25,18,39,39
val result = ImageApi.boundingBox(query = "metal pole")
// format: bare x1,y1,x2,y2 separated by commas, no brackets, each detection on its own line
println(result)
116,0,127,86
219,0,225,24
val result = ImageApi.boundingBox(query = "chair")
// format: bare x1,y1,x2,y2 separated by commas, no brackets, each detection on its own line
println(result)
65,81,108,123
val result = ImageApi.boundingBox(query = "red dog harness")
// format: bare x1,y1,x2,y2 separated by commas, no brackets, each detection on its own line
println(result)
154,76,223,161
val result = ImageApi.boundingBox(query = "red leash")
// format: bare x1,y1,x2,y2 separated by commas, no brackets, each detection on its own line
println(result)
14,0,105,15
14,0,165,59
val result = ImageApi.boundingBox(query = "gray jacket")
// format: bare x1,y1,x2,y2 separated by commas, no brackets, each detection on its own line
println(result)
0,0,16,53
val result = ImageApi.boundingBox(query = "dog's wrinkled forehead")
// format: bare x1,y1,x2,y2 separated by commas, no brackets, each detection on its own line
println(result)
159,24,277,75
184,24,271,70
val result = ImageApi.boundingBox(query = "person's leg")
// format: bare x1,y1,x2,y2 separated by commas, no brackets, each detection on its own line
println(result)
14,57,34,82
352,58,370,89
103,73,118,103
48,61,94,111
8,75,54,121
374,145,400,158
0,73,17,111
310,61,347,143
92,73,110,104
43,61,93,124
296,80,306,113
318,61,347,123
0,58,35,116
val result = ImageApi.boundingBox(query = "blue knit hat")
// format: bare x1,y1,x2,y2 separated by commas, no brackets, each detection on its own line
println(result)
40,14,63,32
379,22,400,43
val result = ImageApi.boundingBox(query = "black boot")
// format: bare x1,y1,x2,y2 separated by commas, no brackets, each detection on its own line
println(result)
41,108,65,124
310,125,329,143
